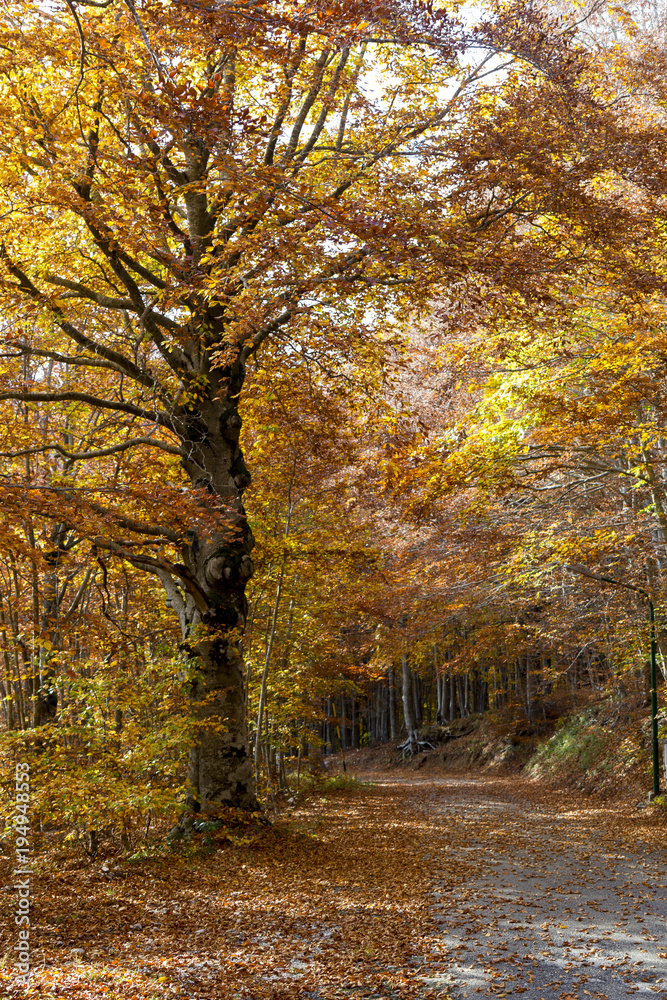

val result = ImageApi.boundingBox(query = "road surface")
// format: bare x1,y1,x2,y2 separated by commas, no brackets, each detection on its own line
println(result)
406,775,667,1000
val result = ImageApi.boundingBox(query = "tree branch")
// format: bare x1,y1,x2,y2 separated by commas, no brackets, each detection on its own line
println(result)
0,436,184,461
0,248,161,390
94,537,210,615
0,390,175,429
282,48,331,163
44,273,134,309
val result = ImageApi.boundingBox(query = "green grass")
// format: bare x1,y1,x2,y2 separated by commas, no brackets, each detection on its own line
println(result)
293,771,368,797
526,701,655,796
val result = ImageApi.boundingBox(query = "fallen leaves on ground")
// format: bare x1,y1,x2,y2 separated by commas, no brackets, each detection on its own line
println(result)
0,781,467,999
2,769,666,1000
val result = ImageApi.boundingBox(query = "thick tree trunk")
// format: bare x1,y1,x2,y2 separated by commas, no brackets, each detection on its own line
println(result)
186,633,255,810
162,363,259,816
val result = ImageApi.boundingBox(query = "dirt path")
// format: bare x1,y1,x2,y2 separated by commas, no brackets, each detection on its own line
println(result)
3,771,665,999
369,772,667,1000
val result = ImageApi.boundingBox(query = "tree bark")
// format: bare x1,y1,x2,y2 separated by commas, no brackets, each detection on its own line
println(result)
340,694,348,751
388,666,398,739
526,652,540,723
163,369,259,815
402,654,418,750
412,670,422,729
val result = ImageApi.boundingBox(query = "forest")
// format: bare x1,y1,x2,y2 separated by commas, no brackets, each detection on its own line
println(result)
0,0,666,997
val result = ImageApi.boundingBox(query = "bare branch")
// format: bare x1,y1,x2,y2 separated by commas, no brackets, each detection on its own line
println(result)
122,0,164,77
282,48,330,163
94,536,210,615
155,568,187,635
0,436,184,461
44,273,134,309
294,47,350,164
0,390,175,429
264,35,307,166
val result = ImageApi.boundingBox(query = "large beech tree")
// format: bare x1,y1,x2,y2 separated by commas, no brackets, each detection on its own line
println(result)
0,0,638,814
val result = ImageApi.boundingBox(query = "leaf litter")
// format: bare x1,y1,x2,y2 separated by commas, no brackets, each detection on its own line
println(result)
0,779,465,1000
1,770,666,1000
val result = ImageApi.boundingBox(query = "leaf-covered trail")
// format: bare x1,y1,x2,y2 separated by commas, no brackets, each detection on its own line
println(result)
4,772,666,999
387,773,667,1000
1,778,462,999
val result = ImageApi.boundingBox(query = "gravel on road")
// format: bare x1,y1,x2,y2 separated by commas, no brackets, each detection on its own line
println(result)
372,774,667,1000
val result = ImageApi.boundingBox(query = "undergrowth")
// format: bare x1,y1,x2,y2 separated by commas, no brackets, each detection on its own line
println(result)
526,701,664,797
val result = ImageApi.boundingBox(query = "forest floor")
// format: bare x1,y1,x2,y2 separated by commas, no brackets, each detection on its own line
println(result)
1,770,666,1000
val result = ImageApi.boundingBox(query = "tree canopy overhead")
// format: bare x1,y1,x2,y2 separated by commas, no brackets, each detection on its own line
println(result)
0,0,660,816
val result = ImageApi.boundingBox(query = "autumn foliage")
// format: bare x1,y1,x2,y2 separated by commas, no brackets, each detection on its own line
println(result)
0,0,664,852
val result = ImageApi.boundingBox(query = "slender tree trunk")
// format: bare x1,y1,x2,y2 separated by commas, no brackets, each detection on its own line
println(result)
516,655,527,711
325,696,333,753
340,694,347,751
0,592,14,730
402,655,418,750
480,671,488,713
526,652,539,723
254,586,282,784
25,522,42,728
243,597,257,708
456,674,465,718
412,671,422,728
388,667,398,739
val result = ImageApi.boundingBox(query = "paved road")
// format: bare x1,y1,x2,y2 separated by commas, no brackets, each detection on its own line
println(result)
415,776,667,1000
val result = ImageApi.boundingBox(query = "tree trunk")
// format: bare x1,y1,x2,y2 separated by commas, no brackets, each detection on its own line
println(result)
327,696,335,753
479,672,488,713
389,667,398,739
434,645,442,723
186,634,255,810
340,694,348,751
526,652,540,723
163,380,260,816
402,655,418,750
0,591,14,730
352,697,359,749
412,671,422,728
457,674,465,718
